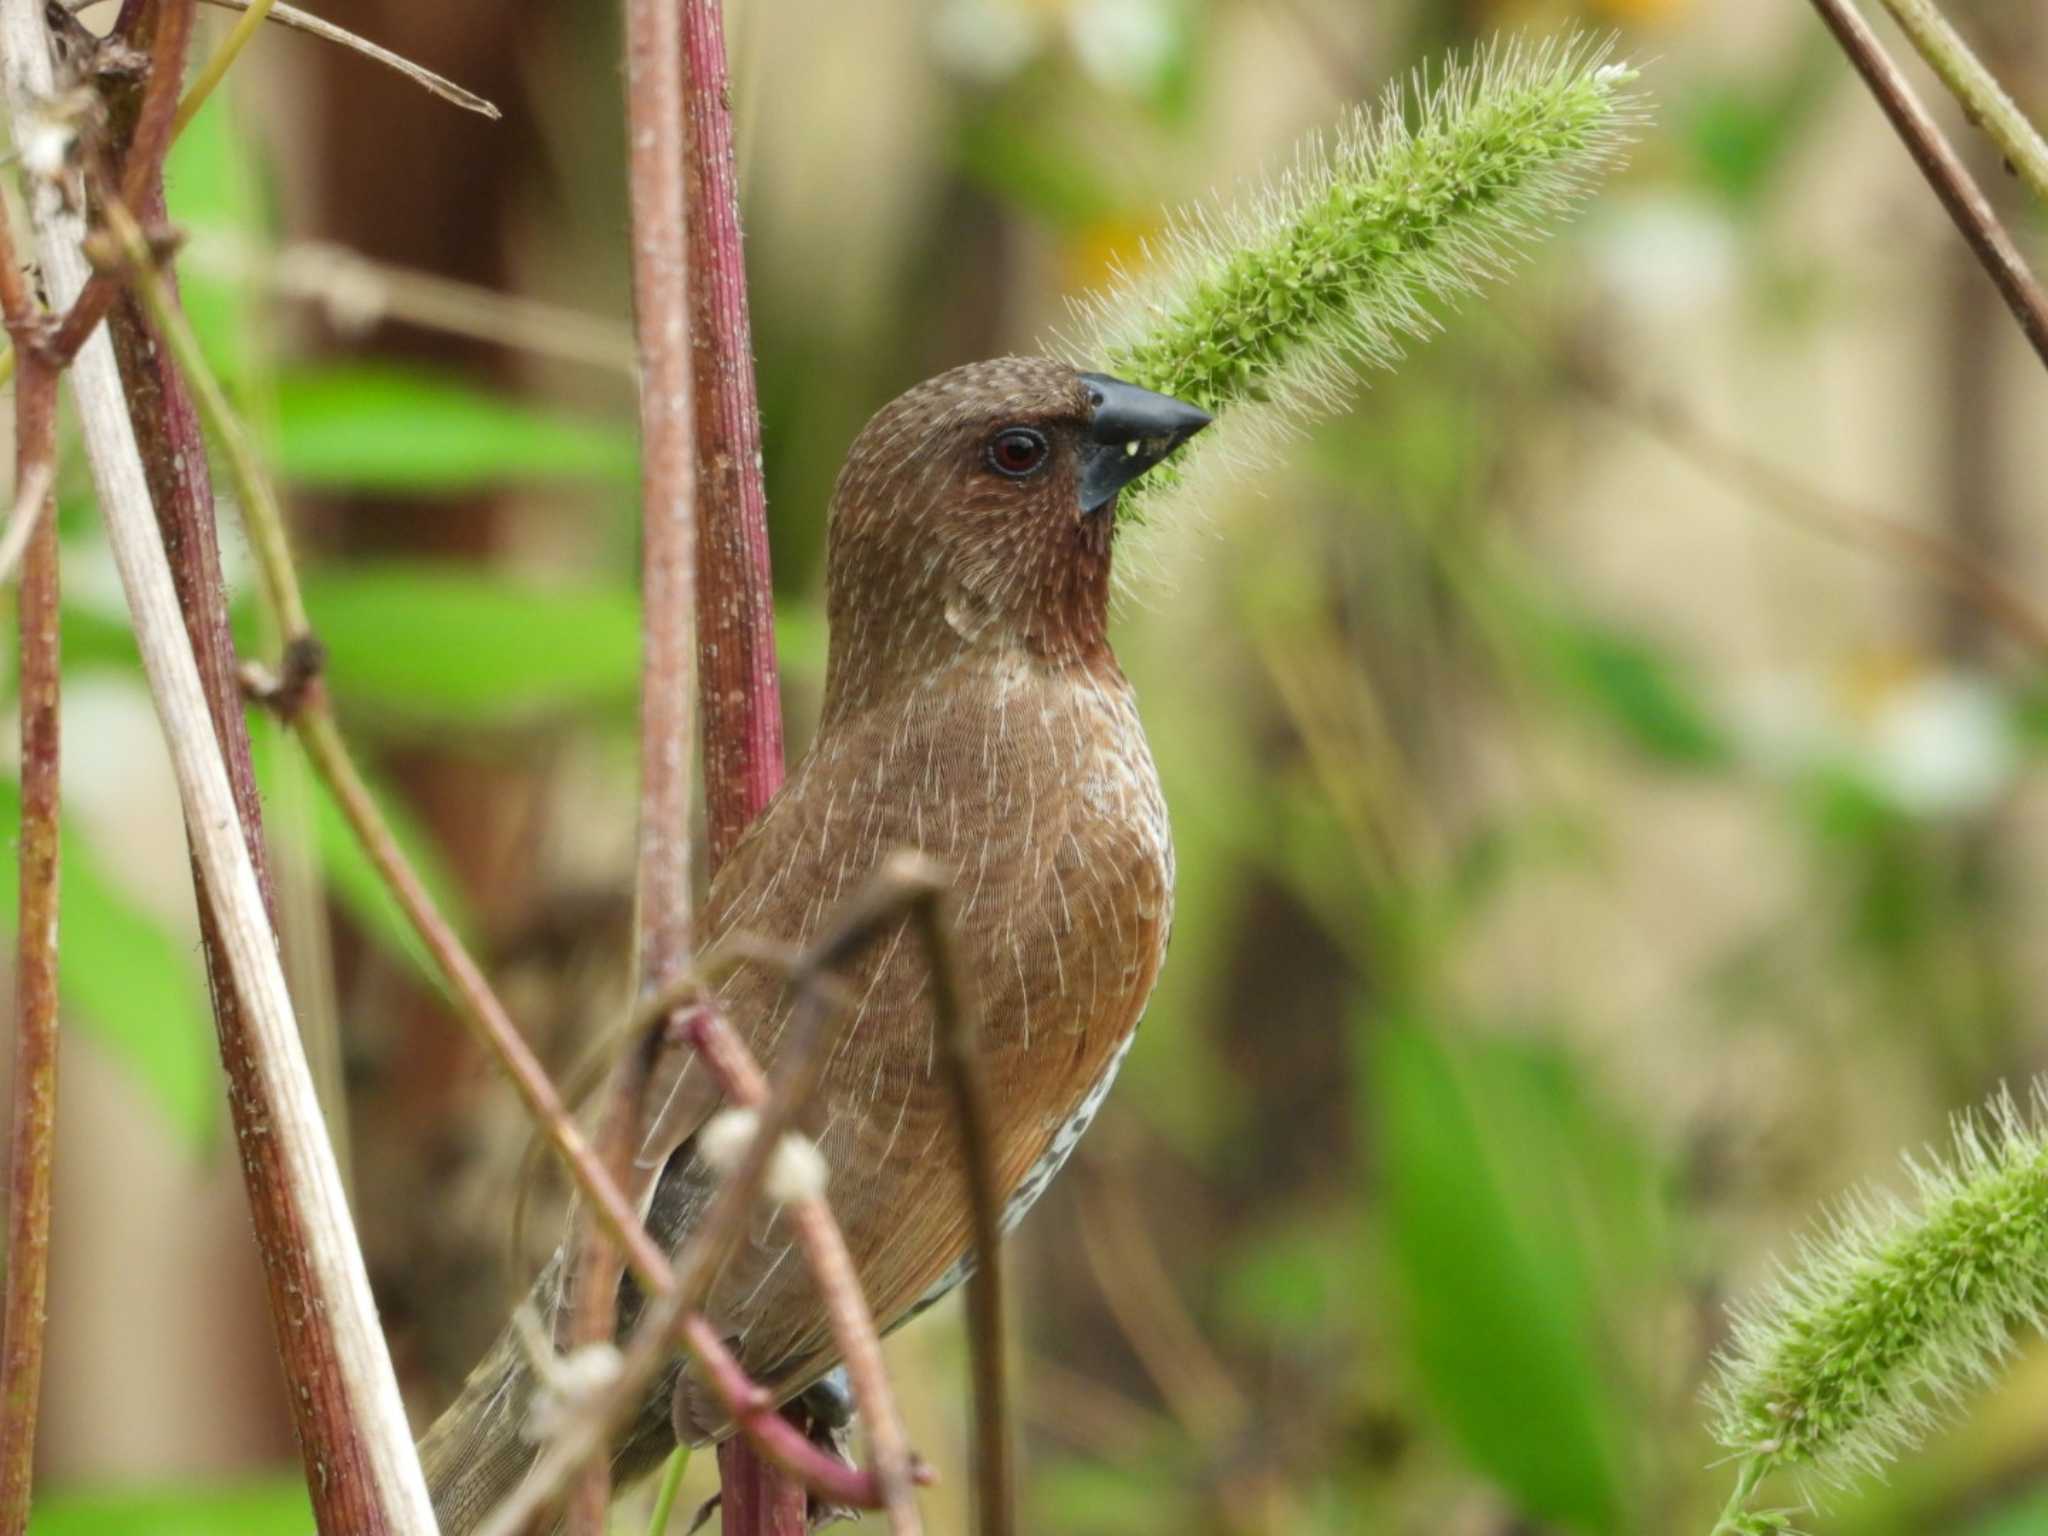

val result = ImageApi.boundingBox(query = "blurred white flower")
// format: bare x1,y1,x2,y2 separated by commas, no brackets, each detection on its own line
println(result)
931,0,1048,84
1734,663,2019,817
1066,0,1176,95
1586,191,1739,318
1865,671,2018,816
931,0,1176,94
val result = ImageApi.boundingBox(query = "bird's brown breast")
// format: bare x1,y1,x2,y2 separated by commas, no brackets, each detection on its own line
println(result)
652,644,1170,1402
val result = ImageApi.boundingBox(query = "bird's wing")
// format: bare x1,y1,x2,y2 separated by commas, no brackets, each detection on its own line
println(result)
658,691,1168,1428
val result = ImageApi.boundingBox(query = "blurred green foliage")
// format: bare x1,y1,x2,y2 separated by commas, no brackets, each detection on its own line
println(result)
28,1481,310,1536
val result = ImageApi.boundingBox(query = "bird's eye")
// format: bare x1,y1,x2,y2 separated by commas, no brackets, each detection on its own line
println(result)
986,427,1049,479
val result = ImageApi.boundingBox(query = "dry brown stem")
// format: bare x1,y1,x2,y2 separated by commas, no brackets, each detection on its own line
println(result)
0,287,59,1536
1805,0,2048,369
907,884,1013,1536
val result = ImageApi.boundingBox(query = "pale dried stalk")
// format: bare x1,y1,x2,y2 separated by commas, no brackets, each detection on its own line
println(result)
1806,0,2048,368
0,2,433,1528
0,460,53,587
188,236,636,374
1877,0,2048,208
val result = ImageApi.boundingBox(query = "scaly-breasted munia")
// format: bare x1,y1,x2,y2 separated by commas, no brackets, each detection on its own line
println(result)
421,356,1210,1529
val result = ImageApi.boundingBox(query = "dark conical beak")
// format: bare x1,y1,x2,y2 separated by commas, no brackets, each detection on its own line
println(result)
1076,372,1212,513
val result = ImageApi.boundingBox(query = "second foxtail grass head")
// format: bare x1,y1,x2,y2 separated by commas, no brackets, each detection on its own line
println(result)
1062,32,1643,527
1706,1083,2048,1533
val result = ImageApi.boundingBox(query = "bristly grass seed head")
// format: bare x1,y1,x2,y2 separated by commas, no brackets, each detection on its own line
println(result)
1707,1084,2048,1522
1060,32,1643,527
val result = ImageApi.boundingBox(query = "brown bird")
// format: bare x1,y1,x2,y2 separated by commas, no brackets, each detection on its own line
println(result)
420,356,1209,1529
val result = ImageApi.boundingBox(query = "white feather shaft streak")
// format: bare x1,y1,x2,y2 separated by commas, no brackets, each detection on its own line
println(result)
0,6,436,1530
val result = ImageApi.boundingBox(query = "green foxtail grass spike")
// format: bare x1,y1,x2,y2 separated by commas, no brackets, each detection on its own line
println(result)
1062,32,1642,521
1707,1083,2048,1531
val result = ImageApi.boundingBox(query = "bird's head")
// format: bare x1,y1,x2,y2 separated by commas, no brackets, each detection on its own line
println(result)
822,355,1209,715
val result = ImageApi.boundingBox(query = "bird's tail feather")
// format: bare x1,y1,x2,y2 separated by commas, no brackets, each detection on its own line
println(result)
417,1254,680,1535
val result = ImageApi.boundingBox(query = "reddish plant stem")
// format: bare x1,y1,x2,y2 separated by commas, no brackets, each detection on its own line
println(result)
676,2,799,1523
682,0,784,871
684,1318,895,1512
619,0,701,1526
717,1438,813,1536
673,1008,922,1534
0,352,59,1536
627,0,699,997
1805,0,2048,369
86,6,394,1529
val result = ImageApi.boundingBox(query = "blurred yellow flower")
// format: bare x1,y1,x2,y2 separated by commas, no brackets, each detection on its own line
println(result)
1060,214,1161,295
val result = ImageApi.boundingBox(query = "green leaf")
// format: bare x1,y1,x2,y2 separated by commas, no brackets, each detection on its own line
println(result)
1541,615,1730,770
1962,1484,2048,1535
299,562,641,725
1679,44,1834,208
0,778,216,1151
273,366,636,493
953,105,1121,230
30,1479,310,1536
1372,1023,1648,1533
163,80,269,388
1032,1453,1195,1535
59,603,141,675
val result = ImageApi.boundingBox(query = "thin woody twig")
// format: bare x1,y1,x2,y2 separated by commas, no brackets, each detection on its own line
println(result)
908,879,1013,1536
1075,1173,1248,1446
104,193,676,1297
1805,0,2048,369
0,305,59,1536
1877,0,2048,208
189,236,637,374
564,1030,665,1536
70,0,500,119
1563,357,2048,659
0,3,434,1526
169,0,272,137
